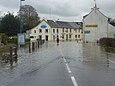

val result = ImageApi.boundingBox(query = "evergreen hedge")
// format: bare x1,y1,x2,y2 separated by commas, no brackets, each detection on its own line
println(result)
8,37,30,44
100,38,115,47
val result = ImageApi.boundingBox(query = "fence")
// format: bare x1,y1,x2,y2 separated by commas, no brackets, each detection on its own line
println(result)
0,45,17,66
0,40,45,66
29,40,45,53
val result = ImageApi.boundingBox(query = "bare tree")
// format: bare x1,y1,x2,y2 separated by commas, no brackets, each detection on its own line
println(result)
18,5,40,31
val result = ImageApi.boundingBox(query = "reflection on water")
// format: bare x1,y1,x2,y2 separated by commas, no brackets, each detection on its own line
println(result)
0,42,59,86
0,42,115,86
83,43,110,68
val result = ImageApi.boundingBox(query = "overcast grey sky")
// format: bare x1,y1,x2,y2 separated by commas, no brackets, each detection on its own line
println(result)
0,0,115,22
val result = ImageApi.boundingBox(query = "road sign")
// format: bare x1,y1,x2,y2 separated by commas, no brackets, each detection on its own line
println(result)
18,33,25,45
41,24,47,28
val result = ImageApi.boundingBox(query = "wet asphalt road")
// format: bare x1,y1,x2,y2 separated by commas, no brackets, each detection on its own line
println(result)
1,42,115,86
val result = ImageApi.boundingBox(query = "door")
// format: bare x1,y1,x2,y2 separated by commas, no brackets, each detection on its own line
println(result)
66,34,68,41
46,35,48,41
39,35,42,40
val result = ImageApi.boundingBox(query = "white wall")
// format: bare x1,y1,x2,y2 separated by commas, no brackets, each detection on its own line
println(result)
108,24,115,38
27,20,83,42
29,21,52,41
83,8,115,42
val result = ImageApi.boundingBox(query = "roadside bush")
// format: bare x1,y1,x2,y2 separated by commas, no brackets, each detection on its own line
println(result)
25,38,30,43
8,37,17,44
8,37,30,44
1,33,8,45
100,38,115,47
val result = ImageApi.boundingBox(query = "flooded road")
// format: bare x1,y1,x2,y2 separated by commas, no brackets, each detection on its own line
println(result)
0,42,115,86
64,43,115,86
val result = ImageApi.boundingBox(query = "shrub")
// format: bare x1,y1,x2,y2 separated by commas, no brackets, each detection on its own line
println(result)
8,37,30,44
8,37,17,44
25,38,30,43
1,33,8,45
100,38,115,47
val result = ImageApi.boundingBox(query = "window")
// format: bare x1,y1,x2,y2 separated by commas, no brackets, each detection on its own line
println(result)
57,29,59,33
66,28,68,33
46,29,48,33
39,35,42,40
69,35,71,38
34,30,36,33
53,29,55,33
75,35,77,38
39,29,42,33
70,29,72,33
45,35,48,41
78,35,80,38
62,28,64,33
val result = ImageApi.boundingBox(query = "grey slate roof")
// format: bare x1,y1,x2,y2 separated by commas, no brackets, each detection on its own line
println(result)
68,22,82,29
46,20,82,29
47,20,58,28
56,21,72,28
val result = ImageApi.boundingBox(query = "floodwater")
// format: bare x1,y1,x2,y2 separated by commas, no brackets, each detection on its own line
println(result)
0,42,115,86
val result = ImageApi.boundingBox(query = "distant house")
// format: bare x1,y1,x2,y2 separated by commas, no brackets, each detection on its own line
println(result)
83,5,115,43
26,19,83,42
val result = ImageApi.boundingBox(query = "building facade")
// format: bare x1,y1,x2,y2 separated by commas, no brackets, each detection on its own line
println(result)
26,19,83,42
83,5,115,43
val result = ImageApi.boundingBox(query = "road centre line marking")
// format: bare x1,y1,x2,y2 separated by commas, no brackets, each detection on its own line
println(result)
71,76,79,86
64,57,79,86
59,47,79,86
109,59,115,64
66,63,72,73
63,57,67,63
62,56,72,73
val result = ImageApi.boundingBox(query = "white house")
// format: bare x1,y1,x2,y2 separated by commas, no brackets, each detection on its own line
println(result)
83,5,115,43
26,19,83,42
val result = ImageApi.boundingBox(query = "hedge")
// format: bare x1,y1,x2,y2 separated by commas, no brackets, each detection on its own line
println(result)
8,37,30,44
100,38,115,47
8,37,17,44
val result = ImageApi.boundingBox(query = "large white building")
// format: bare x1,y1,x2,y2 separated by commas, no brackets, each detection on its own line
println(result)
26,19,83,42
83,5,115,43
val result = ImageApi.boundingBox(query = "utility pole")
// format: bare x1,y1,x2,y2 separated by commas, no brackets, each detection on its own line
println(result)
20,0,25,33
18,0,25,46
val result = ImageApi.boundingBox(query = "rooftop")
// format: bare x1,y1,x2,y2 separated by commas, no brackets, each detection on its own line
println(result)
46,20,82,29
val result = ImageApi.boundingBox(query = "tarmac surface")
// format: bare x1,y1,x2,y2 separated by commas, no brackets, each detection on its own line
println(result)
0,42,115,86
